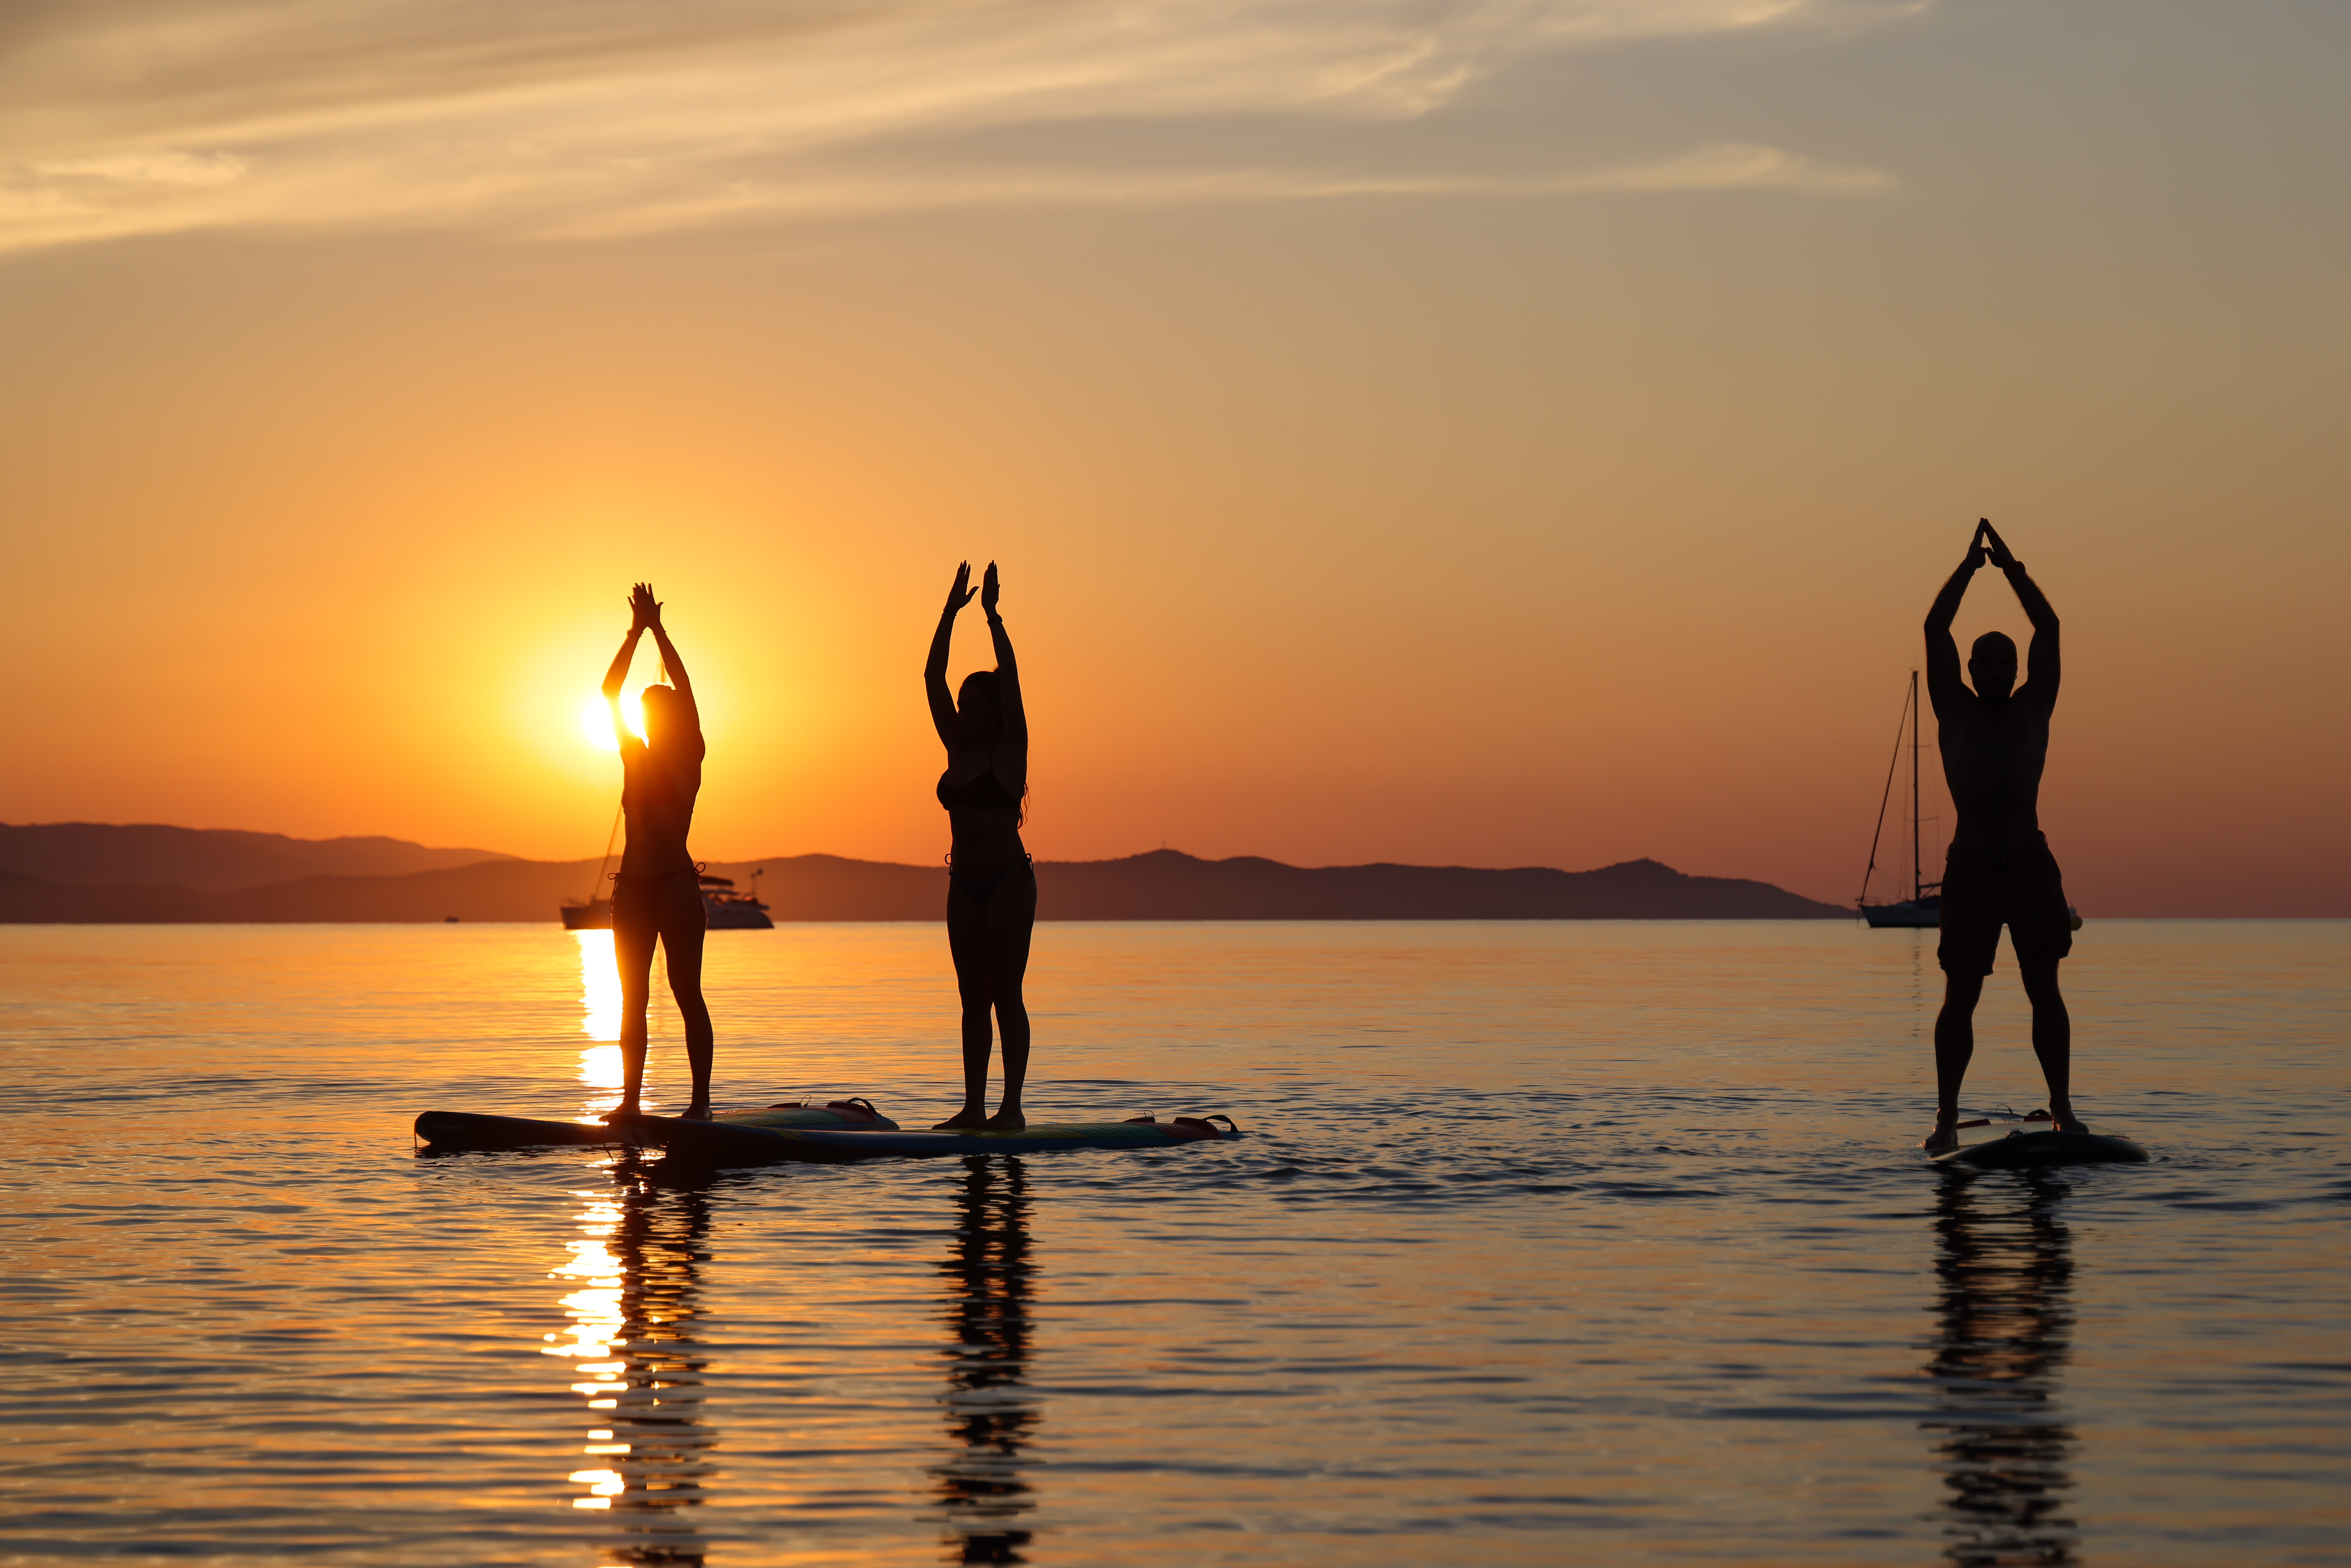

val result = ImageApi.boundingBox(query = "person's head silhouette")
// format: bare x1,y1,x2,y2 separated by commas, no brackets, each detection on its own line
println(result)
639,683,689,750
1968,631,2018,700
956,670,1004,743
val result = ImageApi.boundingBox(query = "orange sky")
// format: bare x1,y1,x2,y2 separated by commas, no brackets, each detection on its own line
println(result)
4,2,2346,914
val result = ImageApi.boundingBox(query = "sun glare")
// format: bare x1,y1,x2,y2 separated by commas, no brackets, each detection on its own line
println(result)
578,691,649,751
571,930,626,1118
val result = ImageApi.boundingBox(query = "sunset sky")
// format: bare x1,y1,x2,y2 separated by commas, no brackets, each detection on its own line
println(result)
4,0,2345,914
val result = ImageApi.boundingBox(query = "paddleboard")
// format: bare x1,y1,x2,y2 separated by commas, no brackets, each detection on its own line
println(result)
414,1099,898,1153
1930,1115,2148,1171
616,1112,1240,1166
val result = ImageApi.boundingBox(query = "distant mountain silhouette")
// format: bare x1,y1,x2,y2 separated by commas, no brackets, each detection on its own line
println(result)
698,850,1847,920
0,860,598,923
0,822,515,893
0,840,1846,922
699,855,940,921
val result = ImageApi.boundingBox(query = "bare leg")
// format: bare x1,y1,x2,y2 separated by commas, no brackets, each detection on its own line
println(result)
937,883,995,1129
1926,971,1984,1149
612,897,659,1118
983,867,1037,1129
659,873,714,1116
2020,960,2078,1129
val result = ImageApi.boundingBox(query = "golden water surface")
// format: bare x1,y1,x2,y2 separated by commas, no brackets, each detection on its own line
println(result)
2,920,2345,1565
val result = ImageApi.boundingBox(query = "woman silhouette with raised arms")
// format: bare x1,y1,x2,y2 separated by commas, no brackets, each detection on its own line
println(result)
926,561,1034,1131
601,582,715,1122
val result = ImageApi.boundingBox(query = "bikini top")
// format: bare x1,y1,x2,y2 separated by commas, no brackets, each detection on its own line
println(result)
937,767,1018,811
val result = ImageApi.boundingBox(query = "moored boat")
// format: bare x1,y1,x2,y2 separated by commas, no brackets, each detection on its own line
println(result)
1863,894,1941,929
558,805,622,929
1858,670,1942,927
699,869,773,929
556,867,772,931
559,897,612,930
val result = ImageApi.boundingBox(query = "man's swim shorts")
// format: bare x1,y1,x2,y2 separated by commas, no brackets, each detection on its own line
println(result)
1937,833,2073,976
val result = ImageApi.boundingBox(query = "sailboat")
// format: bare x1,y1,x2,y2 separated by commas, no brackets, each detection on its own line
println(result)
1858,669,1940,928
558,806,622,931
557,893,613,931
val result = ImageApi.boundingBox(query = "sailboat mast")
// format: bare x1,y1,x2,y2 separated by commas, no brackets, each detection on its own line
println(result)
587,803,623,903
1910,668,1922,904
1855,676,1910,912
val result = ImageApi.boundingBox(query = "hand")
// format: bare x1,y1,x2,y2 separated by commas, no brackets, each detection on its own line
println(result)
980,560,1001,615
1961,521,1988,571
1979,520,2018,571
629,582,661,629
943,562,978,616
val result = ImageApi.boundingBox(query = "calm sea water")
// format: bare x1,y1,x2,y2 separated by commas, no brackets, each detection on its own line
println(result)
1,920,2345,1567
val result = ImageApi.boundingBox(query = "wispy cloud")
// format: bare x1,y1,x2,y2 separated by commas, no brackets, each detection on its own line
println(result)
1577,142,1894,195
0,1,1900,252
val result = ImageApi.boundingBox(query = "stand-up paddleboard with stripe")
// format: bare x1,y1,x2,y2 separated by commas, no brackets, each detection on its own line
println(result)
638,1113,1241,1165
414,1099,898,1153
1931,1114,2149,1170
413,1103,1239,1162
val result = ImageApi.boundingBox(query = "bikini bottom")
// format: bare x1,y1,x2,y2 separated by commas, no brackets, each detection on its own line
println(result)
613,867,704,931
950,856,1033,909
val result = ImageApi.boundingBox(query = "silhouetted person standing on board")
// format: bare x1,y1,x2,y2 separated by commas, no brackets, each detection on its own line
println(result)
925,561,1034,1131
1922,522,2080,1151
602,582,715,1123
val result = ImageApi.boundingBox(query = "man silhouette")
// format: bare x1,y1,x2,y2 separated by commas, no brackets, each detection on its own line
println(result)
1922,521,2081,1151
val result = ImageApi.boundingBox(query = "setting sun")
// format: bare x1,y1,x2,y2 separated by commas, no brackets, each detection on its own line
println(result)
578,692,649,752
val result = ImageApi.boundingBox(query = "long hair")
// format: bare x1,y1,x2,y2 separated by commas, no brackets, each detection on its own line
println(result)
955,669,1001,726
638,683,686,752
954,669,1029,827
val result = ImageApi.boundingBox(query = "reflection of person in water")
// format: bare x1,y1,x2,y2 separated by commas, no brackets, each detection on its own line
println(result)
1923,1171,2079,1567
924,562,1035,1132
1922,521,2080,1152
571,1154,717,1567
602,582,714,1122
932,1155,1040,1563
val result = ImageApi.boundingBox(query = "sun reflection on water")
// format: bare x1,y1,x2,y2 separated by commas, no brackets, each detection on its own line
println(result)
542,1155,715,1558
573,931,625,1120
575,930,621,1044
547,1193,626,1427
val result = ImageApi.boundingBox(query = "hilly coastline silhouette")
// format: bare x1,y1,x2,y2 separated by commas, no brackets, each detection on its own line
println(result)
0,822,514,893
0,825,1848,922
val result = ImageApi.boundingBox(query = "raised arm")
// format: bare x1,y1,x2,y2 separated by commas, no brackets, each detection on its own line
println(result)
1924,523,1988,713
1981,523,2059,706
979,561,1025,750
603,590,650,747
926,562,977,750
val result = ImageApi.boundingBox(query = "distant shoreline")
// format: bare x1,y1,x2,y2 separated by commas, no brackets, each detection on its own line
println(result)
0,823,1848,923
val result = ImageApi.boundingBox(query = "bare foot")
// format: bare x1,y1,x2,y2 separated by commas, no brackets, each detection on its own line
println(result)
2049,1104,2087,1133
1920,1121,1958,1153
601,1104,644,1124
678,1104,713,1122
984,1108,1027,1132
932,1108,987,1130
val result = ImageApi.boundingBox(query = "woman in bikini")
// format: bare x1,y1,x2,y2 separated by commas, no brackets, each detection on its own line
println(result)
601,582,714,1122
925,561,1034,1131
